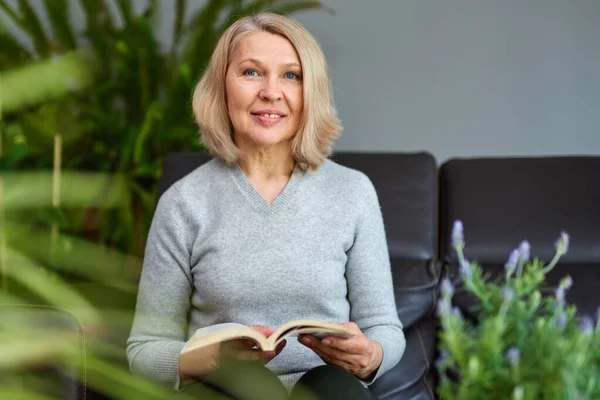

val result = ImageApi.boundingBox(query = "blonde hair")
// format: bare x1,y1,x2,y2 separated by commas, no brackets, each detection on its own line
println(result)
192,13,342,170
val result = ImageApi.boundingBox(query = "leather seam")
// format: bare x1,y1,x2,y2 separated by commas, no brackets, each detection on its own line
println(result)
416,325,435,400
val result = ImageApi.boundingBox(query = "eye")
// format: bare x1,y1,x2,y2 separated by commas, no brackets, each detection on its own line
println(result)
243,69,259,77
284,72,301,80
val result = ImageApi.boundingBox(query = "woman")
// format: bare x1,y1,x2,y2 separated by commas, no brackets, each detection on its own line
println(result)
127,13,405,400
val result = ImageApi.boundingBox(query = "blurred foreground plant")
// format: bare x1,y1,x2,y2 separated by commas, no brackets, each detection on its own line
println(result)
437,222,600,400
0,171,231,399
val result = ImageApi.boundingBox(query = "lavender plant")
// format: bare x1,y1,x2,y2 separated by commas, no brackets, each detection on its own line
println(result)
437,221,600,400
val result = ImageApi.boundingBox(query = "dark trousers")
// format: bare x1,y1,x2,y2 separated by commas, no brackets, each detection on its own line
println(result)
177,362,378,400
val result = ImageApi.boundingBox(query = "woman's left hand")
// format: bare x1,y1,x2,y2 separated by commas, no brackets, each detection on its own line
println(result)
298,322,383,380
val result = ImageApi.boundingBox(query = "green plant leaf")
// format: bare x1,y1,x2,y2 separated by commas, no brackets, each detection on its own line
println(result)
0,143,29,170
180,0,228,67
172,0,187,48
4,247,101,324
114,0,135,26
6,222,141,289
17,0,51,57
0,30,33,69
78,0,115,72
133,101,162,165
85,355,205,400
0,171,128,209
1,51,96,114
0,0,21,24
143,0,158,20
0,387,58,400
42,0,76,51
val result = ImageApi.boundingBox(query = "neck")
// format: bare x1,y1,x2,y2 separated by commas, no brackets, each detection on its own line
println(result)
238,148,295,182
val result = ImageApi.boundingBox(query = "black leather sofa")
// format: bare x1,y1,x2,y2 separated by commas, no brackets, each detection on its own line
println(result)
13,151,597,399
157,151,600,400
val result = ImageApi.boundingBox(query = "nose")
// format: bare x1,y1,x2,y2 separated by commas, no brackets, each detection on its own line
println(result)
259,78,282,102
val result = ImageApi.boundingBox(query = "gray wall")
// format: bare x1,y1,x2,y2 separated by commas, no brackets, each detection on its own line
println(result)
292,0,600,162
7,0,600,163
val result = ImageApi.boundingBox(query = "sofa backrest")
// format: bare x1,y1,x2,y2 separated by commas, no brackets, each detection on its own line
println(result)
439,156,600,317
157,151,600,399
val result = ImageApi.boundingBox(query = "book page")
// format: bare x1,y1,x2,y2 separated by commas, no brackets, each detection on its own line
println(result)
271,320,355,347
181,323,267,353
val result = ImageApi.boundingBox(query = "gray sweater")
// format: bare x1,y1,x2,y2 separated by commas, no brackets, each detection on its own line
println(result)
126,157,405,390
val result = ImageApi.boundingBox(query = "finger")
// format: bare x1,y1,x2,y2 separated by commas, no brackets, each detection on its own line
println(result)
309,346,361,374
301,334,361,357
251,325,276,337
320,336,366,355
300,335,353,364
338,322,362,334
229,338,260,350
275,339,286,355
236,349,276,363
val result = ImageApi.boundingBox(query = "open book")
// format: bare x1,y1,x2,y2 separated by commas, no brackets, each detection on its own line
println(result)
181,319,355,353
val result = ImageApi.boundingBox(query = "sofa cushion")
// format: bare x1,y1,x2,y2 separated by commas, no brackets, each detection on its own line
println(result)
369,316,437,400
439,156,600,317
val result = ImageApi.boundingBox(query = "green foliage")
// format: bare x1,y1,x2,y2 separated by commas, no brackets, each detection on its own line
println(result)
0,169,228,398
437,225,600,400
0,0,329,256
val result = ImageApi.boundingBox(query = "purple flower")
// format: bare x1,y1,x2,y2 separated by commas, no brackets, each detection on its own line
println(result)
518,241,530,263
504,249,519,272
452,306,464,321
440,278,455,298
503,287,515,303
560,276,573,290
452,220,464,249
557,311,567,328
555,287,565,304
554,231,570,256
555,276,573,305
580,316,594,336
436,297,451,316
506,347,520,367
459,260,472,278
435,349,449,369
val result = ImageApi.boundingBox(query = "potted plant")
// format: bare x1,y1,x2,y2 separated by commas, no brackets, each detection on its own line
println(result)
436,221,600,399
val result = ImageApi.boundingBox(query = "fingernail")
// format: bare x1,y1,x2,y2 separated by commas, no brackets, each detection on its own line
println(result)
267,351,276,358
322,339,331,346
301,336,311,344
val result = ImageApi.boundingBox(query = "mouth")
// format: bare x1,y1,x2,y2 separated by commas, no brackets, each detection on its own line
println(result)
253,113,283,119
251,110,287,126
251,110,287,118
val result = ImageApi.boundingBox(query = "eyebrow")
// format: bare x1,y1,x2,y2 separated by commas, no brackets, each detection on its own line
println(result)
238,58,301,69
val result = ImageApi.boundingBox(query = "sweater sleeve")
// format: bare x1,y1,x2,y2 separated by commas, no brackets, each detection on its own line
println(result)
126,185,194,387
345,175,406,384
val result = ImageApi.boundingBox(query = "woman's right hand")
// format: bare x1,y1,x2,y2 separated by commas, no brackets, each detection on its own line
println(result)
179,325,286,383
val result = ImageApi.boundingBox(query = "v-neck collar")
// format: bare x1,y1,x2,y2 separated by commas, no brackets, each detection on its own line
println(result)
229,162,304,214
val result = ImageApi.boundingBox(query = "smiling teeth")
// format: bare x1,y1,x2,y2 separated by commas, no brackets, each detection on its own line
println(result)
260,114,281,118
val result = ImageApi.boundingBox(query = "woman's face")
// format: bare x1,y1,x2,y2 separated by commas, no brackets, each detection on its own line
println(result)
225,31,303,152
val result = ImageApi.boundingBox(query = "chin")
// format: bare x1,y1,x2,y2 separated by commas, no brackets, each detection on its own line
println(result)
247,131,294,147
